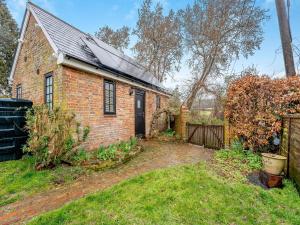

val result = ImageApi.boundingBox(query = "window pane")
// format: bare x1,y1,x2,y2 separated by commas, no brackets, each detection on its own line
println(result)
45,74,53,109
104,81,115,114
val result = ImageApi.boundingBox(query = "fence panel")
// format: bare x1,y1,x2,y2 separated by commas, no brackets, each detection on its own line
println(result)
0,99,32,162
282,115,300,190
187,123,224,149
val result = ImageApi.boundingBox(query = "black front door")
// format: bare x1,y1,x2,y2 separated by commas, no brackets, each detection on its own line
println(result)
135,89,145,137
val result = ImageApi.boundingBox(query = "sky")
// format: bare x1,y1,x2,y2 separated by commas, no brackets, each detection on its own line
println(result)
6,0,300,88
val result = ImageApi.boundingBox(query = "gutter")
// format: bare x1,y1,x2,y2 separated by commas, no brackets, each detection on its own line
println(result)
57,53,171,97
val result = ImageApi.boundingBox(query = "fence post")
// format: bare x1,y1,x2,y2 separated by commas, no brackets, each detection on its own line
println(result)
176,105,190,141
224,119,230,148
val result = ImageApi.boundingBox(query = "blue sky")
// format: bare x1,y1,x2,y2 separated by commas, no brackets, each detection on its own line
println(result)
6,0,300,87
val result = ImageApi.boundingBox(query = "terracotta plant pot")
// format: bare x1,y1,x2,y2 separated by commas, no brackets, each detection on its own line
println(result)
261,153,287,175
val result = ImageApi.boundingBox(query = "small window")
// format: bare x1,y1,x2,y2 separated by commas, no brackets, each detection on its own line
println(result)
16,84,22,99
104,80,116,114
156,95,161,109
45,73,53,109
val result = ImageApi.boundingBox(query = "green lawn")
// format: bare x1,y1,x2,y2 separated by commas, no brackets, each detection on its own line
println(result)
28,149,300,225
0,156,86,207
0,138,140,207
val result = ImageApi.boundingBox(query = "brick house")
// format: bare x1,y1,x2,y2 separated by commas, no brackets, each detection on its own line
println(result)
10,2,170,149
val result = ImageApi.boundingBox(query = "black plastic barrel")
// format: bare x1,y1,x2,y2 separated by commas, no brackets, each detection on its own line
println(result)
0,98,32,162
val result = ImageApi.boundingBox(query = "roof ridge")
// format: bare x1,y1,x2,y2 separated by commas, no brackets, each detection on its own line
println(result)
27,1,87,36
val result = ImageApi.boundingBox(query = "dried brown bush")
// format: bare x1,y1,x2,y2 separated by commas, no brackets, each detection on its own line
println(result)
225,75,300,151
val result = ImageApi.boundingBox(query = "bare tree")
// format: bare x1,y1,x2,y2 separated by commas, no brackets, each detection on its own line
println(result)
179,0,268,109
294,43,300,72
132,0,182,82
95,25,130,52
204,65,259,118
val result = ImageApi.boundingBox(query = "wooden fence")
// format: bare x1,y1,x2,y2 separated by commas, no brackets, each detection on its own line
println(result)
187,123,224,149
281,115,300,190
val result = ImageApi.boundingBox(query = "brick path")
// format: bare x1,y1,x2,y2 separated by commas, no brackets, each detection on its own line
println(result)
0,140,213,224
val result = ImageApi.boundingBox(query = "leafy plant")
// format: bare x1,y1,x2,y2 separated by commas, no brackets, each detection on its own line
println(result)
118,141,131,153
216,140,262,171
72,148,90,163
97,137,138,161
97,145,116,161
23,105,90,169
163,128,175,137
129,137,137,147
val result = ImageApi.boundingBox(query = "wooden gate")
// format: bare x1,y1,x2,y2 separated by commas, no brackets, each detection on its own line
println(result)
187,123,224,149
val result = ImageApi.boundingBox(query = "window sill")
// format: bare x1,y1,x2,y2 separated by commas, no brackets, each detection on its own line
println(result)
104,114,117,117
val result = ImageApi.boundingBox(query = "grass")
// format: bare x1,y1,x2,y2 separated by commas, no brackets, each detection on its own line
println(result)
0,138,140,207
190,110,224,125
28,148,300,225
0,156,86,207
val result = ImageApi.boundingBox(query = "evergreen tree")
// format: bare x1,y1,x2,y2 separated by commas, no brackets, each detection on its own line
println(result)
0,0,19,96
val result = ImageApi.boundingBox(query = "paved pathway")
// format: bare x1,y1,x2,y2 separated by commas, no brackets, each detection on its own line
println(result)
0,140,213,224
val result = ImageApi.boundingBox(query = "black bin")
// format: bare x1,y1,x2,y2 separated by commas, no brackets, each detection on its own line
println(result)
0,98,32,162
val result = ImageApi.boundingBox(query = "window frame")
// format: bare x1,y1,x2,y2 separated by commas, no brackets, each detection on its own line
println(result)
16,84,22,99
44,73,53,110
103,79,116,115
156,95,161,110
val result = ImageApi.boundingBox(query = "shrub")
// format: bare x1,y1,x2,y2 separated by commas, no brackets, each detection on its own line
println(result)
216,140,262,171
96,137,138,161
23,105,90,169
72,148,90,163
225,75,300,151
163,128,175,137
97,145,117,161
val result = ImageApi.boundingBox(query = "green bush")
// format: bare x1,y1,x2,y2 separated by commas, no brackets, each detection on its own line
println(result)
97,145,117,161
72,148,90,163
97,137,138,161
216,140,262,170
23,105,90,169
162,128,175,137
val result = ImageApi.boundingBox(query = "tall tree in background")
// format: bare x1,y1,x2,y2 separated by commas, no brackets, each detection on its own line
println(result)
179,0,268,109
0,0,18,96
133,0,182,82
95,25,130,52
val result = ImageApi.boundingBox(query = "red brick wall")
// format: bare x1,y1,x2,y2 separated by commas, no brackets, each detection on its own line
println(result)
12,12,169,150
62,66,168,149
12,14,61,103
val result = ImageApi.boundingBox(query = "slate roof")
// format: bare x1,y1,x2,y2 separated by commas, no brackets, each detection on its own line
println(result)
28,2,165,91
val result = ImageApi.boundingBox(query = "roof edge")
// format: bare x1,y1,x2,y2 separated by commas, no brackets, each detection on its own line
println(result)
57,53,171,97
9,2,59,81
9,8,30,81
27,3,59,54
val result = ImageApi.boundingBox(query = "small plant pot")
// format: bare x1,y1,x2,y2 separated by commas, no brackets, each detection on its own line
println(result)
261,153,287,175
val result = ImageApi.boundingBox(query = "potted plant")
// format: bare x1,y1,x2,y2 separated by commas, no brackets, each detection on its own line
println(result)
261,153,287,175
